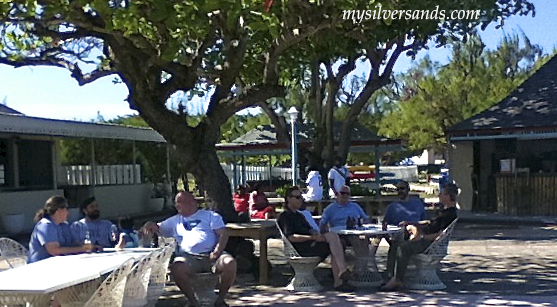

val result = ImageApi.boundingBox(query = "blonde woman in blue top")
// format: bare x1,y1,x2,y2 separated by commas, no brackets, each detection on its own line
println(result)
28,196,96,263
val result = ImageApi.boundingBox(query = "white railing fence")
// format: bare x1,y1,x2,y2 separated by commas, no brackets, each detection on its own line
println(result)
58,164,417,188
59,164,142,186
220,164,294,188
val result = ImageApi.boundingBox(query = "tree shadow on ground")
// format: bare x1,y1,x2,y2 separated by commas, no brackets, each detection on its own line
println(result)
451,223,557,241
442,253,557,296
155,257,557,306
154,224,557,306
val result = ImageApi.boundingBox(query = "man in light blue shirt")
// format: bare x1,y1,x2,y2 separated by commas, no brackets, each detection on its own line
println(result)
71,197,117,248
142,191,235,307
382,180,427,278
319,185,368,232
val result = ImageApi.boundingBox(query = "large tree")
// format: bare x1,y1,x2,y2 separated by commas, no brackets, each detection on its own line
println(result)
0,0,534,221
379,32,547,154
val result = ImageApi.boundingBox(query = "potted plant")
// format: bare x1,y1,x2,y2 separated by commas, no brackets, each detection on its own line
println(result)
147,182,169,212
1,213,25,234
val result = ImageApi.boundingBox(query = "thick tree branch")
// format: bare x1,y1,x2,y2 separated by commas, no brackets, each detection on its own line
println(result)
263,21,330,84
217,84,285,126
0,56,115,85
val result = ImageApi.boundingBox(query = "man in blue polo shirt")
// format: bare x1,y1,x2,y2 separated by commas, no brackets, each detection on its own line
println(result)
319,185,368,232
382,180,427,279
71,197,117,248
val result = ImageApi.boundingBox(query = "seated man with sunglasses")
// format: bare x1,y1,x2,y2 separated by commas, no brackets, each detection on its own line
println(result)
278,186,354,291
382,180,427,279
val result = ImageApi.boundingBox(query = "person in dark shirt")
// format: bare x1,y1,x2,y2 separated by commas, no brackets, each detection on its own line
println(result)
381,183,459,291
277,186,353,291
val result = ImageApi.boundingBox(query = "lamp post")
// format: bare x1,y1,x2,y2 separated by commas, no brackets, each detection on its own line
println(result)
287,107,299,186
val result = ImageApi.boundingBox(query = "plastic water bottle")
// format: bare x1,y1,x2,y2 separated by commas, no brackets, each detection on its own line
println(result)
84,230,91,245
151,233,159,248
84,230,92,252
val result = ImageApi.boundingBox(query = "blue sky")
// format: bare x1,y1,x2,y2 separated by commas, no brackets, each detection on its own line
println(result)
0,0,556,121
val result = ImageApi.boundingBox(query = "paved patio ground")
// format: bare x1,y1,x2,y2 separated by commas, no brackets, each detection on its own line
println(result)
154,222,557,306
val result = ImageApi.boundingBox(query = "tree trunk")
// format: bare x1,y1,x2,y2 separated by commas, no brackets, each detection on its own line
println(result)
189,145,237,222
129,85,238,223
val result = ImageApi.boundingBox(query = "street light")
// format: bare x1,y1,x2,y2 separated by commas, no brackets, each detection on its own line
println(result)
287,107,299,186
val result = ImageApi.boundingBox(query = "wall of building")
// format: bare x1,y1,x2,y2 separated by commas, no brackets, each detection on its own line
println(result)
90,183,154,218
18,140,53,188
449,141,473,211
0,184,154,234
479,139,496,210
0,189,64,233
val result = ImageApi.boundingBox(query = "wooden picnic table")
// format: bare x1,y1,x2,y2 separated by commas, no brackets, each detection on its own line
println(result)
226,220,277,285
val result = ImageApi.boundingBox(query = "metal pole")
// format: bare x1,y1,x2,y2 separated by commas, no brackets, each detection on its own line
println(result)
291,120,298,186
374,148,381,195
268,156,272,189
166,144,171,181
241,154,246,185
90,138,96,186
51,140,58,190
132,140,136,184
232,156,238,190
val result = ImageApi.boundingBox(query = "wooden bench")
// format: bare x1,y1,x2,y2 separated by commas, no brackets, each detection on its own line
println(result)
404,218,459,290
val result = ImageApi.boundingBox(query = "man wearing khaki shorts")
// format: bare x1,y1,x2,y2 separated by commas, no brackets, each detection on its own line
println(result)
143,191,236,307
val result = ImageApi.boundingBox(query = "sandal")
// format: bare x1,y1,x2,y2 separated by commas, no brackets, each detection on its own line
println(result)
334,282,356,292
379,281,404,292
339,270,352,281
214,300,230,307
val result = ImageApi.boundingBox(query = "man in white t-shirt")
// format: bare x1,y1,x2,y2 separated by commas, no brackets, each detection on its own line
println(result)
328,156,350,198
143,191,235,307
303,166,323,202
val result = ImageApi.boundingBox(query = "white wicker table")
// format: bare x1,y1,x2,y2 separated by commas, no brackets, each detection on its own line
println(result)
0,249,153,307
330,224,402,287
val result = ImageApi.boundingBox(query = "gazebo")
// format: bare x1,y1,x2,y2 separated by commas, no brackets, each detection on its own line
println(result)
217,123,405,190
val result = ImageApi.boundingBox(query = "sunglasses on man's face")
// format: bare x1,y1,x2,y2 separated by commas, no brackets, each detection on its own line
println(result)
339,192,350,195
396,187,407,191
289,195,302,199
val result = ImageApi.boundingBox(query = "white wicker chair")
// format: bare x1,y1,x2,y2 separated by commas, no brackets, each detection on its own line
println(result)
83,258,135,307
122,250,160,307
0,293,51,307
145,241,176,307
56,259,134,307
275,222,323,292
0,237,28,270
404,218,458,290
54,277,104,307
192,272,218,307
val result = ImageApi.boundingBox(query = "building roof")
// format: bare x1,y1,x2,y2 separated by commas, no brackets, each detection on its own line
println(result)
217,123,405,155
0,105,23,115
448,54,557,139
0,112,166,142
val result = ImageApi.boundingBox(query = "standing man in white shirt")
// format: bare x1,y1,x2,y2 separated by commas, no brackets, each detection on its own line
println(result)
142,191,236,307
303,165,323,202
328,156,351,198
